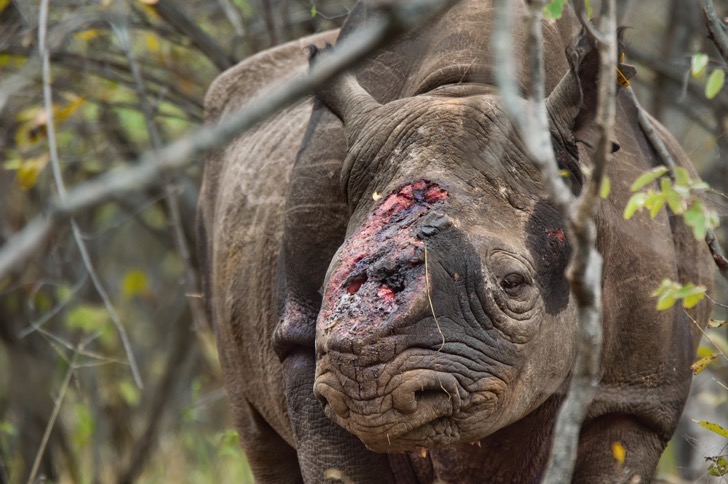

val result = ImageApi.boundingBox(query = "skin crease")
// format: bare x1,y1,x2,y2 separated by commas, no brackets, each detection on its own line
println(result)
197,1,714,482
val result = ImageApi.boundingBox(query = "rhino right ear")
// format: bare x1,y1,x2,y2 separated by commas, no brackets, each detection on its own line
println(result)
546,26,635,141
308,44,381,139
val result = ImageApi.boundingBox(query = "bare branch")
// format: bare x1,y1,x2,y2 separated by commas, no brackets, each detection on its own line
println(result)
27,345,81,484
149,0,237,71
492,0,572,213
0,0,457,278
493,1,615,481
38,0,143,389
543,1,616,481
701,0,728,64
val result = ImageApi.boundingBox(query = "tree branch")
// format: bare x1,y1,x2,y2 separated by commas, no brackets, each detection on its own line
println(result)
493,1,614,481
701,0,728,64
38,0,143,389
0,0,458,277
149,0,237,71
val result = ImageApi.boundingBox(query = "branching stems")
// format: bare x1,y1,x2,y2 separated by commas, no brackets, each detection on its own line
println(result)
493,1,614,481
38,0,143,388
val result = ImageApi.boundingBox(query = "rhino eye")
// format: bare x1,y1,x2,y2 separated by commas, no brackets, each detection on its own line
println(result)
500,273,527,297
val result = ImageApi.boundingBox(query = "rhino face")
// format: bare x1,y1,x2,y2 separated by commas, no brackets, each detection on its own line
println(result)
313,88,580,452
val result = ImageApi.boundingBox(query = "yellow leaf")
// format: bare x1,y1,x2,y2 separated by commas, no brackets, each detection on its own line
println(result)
611,441,625,464
54,94,85,124
599,176,610,199
16,154,50,190
145,32,160,53
74,29,104,41
14,96,85,148
122,270,149,298
694,420,728,439
0,0,10,14
690,353,719,375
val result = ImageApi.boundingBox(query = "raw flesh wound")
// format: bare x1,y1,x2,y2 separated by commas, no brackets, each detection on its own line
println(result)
319,181,448,338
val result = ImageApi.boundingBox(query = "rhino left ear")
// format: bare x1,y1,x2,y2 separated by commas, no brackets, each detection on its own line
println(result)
546,26,635,142
308,44,381,141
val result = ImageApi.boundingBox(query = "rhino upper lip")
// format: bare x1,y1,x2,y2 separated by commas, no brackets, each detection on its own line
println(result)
315,365,503,450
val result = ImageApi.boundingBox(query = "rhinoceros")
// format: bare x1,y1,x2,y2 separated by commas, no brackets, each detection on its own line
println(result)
196,1,714,482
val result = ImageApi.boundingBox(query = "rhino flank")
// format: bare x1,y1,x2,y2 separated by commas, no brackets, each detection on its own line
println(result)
196,1,714,482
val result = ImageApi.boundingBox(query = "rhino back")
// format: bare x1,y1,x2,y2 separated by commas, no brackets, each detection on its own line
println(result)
197,30,339,449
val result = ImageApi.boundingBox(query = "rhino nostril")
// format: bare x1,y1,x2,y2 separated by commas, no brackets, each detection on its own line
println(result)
314,380,350,419
415,388,451,406
391,372,461,418
345,274,368,294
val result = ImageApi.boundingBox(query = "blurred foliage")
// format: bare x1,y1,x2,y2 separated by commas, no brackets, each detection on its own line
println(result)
0,0,726,483
0,0,351,482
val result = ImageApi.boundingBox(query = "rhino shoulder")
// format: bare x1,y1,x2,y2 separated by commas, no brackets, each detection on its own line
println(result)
204,29,340,122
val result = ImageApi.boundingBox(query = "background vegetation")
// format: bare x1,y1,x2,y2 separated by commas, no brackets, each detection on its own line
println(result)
0,0,725,482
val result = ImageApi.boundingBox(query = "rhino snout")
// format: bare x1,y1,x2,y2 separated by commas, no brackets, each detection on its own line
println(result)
314,369,463,450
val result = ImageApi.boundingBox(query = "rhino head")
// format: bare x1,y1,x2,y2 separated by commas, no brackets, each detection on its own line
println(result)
310,32,613,452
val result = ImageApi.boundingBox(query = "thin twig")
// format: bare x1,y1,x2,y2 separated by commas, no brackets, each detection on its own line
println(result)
26,343,82,484
150,0,236,71
423,244,445,351
0,0,457,281
18,275,87,338
38,0,143,389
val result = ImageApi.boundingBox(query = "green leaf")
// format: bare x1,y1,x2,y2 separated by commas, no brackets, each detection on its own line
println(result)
624,192,647,219
72,403,95,447
685,201,708,240
691,53,709,78
694,420,728,439
119,380,141,406
543,0,568,20
630,166,668,192
647,192,666,219
672,282,706,308
682,289,706,309
661,178,684,214
656,293,677,310
673,166,691,188
599,176,610,199
64,304,113,345
708,456,728,477
310,4,316,17
0,421,16,436
690,353,719,375
706,68,725,99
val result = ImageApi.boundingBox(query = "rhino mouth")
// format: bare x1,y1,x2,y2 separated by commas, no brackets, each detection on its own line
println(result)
314,364,501,452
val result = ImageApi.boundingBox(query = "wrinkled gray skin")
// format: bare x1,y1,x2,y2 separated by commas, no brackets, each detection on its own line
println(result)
197,2,713,482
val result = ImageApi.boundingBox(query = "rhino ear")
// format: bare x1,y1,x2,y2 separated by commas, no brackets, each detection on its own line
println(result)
546,26,635,138
308,44,381,138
